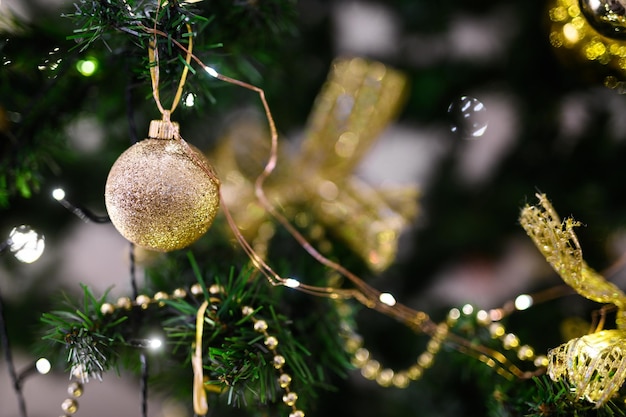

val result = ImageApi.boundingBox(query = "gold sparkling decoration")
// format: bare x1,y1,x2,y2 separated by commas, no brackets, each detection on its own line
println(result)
213,57,418,272
579,0,626,40
548,0,626,88
548,329,626,407
520,193,626,326
105,119,220,252
521,193,626,406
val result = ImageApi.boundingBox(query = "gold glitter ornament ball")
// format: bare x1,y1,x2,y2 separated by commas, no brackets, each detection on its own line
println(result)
105,120,220,252
548,0,626,87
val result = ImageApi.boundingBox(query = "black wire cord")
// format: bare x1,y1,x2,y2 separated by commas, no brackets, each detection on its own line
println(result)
0,284,28,417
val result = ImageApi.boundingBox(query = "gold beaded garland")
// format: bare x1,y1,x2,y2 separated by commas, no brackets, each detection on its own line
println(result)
67,382,83,397
61,398,78,415
243,304,304,417
90,284,303,417
340,297,548,389
105,119,220,252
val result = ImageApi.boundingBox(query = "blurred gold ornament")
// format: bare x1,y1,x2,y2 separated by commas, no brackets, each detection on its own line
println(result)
548,0,626,86
579,0,626,39
521,193,626,406
213,57,418,272
105,119,220,252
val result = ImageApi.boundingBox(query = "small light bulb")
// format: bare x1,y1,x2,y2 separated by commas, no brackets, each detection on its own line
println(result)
52,188,65,201
204,66,218,78
8,225,45,263
148,338,163,350
514,294,533,311
462,304,474,315
35,358,51,375
379,292,396,306
183,93,195,107
284,278,300,288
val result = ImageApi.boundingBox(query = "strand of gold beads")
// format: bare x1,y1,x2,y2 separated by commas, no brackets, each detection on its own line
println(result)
341,293,550,388
59,377,83,417
448,302,548,371
242,305,305,417
60,283,304,417
342,313,448,388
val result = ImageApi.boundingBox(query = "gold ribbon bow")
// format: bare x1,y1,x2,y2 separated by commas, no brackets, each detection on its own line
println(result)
213,57,418,272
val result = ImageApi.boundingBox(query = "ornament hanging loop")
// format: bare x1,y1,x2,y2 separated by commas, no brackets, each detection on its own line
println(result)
148,21,193,120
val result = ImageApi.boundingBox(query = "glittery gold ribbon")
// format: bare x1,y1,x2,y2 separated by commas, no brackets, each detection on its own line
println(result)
520,193,626,322
548,329,626,406
213,57,418,272
521,193,626,406
192,300,209,416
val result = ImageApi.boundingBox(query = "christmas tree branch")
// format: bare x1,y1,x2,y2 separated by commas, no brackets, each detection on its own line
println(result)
40,253,347,414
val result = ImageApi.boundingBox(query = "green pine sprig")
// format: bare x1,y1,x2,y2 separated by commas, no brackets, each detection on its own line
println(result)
40,284,128,381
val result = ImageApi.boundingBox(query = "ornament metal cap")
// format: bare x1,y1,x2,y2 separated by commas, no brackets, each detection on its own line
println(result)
149,119,180,140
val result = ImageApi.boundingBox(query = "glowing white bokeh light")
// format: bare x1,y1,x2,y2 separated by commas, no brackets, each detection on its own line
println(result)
149,338,163,350
183,93,196,107
8,225,45,263
514,294,533,311
35,358,51,375
476,310,489,322
462,304,474,315
448,308,461,321
284,278,301,288
52,188,65,201
379,292,397,306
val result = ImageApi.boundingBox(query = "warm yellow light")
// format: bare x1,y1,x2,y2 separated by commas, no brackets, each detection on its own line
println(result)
562,23,580,43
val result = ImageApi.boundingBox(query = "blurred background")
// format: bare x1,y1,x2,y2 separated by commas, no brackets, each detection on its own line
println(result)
3,0,626,416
